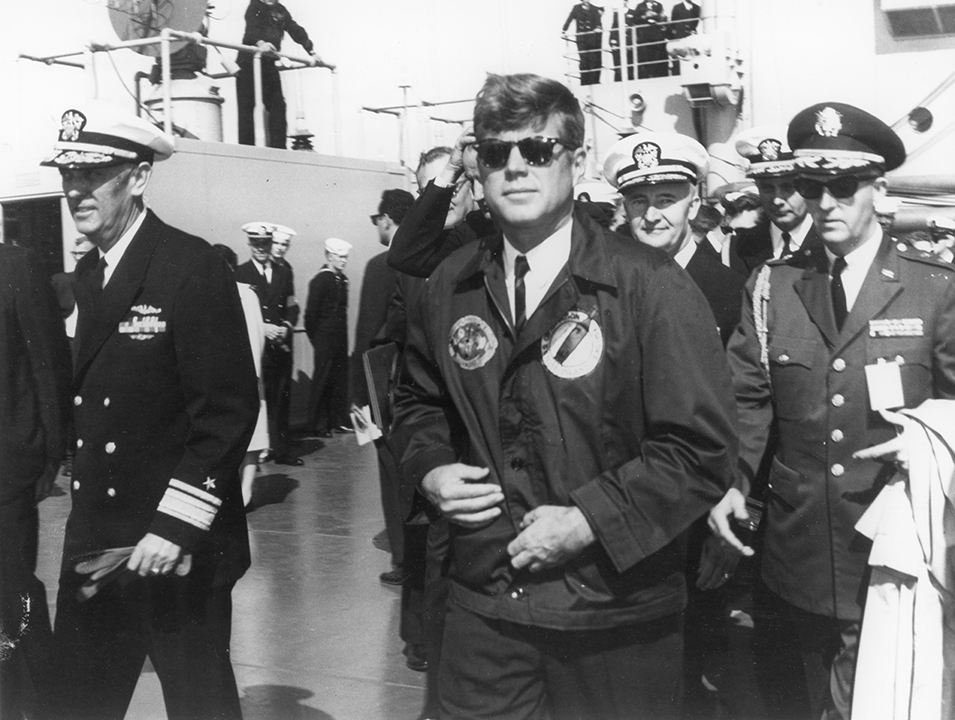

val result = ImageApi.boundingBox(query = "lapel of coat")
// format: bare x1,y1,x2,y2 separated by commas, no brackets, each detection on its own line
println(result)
74,211,162,378
793,241,840,348
834,235,901,354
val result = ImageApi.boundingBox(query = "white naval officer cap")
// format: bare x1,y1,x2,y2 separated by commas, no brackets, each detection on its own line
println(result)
241,221,276,245
928,216,955,235
602,131,709,191
272,225,297,242
40,104,175,169
733,125,795,178
324,238,352,255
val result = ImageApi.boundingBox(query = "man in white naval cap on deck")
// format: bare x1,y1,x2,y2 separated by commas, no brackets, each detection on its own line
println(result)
41,103,258,719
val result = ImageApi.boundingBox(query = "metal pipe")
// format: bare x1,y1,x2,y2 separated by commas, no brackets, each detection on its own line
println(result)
85,48,97,99
160,30,172,136
17,54,85,69
253,53,265,147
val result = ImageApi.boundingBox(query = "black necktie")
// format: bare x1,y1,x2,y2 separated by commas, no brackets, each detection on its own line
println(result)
90,254,108,304
831,256,848,331
781,231,792,259
514,255,530,331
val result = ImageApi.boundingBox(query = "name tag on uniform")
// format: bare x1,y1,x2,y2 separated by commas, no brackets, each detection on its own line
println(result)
865,361,904,411
869,318,923,337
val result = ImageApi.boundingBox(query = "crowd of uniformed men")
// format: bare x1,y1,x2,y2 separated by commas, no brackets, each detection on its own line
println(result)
2,62,955,720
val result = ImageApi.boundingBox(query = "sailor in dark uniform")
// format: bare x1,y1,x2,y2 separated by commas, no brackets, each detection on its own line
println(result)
237,0,323,147
235,222,302,465
305,237,352,437
634,0,669,78
562,1,604,86
41,104,258,718
710,103,955,719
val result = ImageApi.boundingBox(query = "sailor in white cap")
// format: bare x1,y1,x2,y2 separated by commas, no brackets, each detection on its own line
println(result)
603,130,744,346
733,124,821,271
304,238,353,437
234,221,302,466
43,104,258,717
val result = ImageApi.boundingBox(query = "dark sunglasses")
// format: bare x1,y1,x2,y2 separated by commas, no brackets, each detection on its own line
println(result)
370,213,382,225
473,136,573,169
794,175,874,200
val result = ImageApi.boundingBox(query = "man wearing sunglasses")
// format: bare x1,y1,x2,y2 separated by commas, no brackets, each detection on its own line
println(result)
393,73,737,719
731,125,822,274
709,102,955,720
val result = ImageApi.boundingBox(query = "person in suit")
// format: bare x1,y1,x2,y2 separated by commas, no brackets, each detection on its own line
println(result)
634,0,669,78
234,222,302,466
709,103,955,720
40,105,258,718
269,224,301,449
608,1,639,82
236,0,322,147
0,244,71,718
353,189,415,588
561,1,603,86
304,237,352,437
732,125,823,273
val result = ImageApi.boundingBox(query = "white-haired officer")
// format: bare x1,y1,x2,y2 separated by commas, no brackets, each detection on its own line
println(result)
41,104,258,718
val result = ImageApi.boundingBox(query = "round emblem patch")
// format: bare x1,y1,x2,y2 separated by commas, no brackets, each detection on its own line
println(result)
541,309,604,379
448,315,498,370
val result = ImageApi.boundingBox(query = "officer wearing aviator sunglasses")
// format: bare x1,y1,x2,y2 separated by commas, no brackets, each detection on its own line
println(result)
709,102,955,720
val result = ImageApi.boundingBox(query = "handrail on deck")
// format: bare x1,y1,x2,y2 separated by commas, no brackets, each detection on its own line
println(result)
18,30,337,149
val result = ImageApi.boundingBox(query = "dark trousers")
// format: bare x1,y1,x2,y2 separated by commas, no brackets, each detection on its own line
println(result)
308,330,348,432
0,486,54,718
236,61,287,148
48,570,241,720
751,585,860,720
576,35,602,85
375,440,404,567
263,346,293,457
439,602,683,720
421,518,450,719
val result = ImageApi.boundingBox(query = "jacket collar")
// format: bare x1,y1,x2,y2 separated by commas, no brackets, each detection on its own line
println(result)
74,209,163,379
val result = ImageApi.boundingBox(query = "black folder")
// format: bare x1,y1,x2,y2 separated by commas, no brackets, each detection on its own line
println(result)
362,342,399,434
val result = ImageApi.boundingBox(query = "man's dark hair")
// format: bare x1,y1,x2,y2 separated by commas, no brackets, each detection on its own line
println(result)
212,243,237,270
721,192,762,217
379,189,415,225
473,74,584,150
417,146,453,175
690,203,723,234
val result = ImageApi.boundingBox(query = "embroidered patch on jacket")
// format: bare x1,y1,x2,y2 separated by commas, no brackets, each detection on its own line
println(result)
541,308,603,379
869,318,924,338
448,315,498,370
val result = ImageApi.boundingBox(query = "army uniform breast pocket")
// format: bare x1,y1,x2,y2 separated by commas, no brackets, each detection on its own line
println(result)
768,337,821,420
866,337,932,408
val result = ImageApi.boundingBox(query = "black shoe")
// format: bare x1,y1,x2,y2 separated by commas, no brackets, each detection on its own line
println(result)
274,456,304,467
333,425,354,434
404,643,428,672
379,567,407,586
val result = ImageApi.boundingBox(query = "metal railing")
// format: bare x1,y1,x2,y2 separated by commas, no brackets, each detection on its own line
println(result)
19,30,337,150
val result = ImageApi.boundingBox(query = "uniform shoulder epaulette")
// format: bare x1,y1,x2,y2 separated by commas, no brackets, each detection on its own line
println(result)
895,242,955,271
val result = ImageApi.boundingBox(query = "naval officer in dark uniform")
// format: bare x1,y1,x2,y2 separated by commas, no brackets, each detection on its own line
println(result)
41,105,258,719
709,103,955,719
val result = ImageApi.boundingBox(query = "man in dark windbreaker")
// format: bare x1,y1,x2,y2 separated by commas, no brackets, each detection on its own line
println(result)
392,72,738,720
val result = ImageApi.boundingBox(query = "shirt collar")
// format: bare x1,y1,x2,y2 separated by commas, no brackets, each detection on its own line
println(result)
502,219,573,290
770,214,812,255
102,208,147,274
824,223,883,272
673,236,697,268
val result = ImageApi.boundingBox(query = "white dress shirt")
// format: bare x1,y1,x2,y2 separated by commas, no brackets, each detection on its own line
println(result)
770,214,813,259
502,221,572,324
101,209,147,287
825,224,883,313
